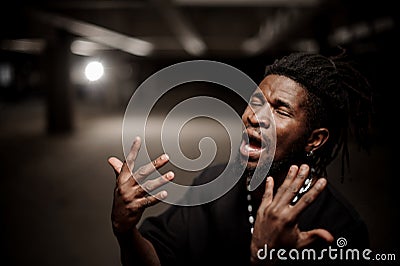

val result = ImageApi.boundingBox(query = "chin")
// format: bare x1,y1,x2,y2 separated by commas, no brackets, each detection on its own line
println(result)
245,161,258,171
237,152,255,168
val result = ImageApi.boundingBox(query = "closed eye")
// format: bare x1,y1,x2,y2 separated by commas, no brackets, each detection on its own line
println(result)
275,109,291,117
272,99,294,117
249,92,265,107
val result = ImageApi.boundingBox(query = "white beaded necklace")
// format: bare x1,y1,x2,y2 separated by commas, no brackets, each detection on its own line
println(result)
246,177,255,234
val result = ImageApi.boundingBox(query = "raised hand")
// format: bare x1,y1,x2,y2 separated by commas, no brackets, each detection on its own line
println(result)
250,164,334,263
109,137,174,234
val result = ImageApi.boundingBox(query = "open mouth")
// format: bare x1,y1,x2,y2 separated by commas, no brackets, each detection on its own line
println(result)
239,129,266,160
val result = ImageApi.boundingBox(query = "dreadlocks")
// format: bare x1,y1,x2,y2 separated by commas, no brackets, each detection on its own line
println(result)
264,50,374,182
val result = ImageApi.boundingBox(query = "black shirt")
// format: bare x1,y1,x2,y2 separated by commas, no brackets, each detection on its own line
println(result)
139,164,369,266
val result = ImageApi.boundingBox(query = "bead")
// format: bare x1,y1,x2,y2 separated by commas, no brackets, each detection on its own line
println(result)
246,185,255,234
249,215,254,224
292,195,298,203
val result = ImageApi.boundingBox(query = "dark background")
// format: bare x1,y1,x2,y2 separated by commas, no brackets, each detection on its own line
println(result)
0,0,398,265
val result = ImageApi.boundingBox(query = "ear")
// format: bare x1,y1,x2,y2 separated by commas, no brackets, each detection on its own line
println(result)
305,128,329,153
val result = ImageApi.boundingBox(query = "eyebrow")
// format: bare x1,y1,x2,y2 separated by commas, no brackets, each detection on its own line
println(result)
274,98,294,112
252,91,295,112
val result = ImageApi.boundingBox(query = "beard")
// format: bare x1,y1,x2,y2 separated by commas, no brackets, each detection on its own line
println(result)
232,140,307,186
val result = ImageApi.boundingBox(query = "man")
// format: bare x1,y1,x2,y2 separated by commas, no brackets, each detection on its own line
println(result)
108,52,373,265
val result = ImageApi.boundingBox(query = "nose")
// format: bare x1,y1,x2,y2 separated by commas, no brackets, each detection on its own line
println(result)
244,105,271,129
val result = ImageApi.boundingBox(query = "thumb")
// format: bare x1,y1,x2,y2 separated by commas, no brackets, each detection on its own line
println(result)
297,229,334,248
108,156,123,177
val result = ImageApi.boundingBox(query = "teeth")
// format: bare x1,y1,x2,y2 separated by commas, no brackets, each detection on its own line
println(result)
244,144,260,152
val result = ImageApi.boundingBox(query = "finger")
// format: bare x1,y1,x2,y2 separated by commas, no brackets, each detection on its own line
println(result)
277,164,309,206
297,228,334,248
140,171,174,194
258,177,274,212
137,191,168,209
291,178,327,215
119,156,171,196
108,156,123,177
117,137,143,186
125,171,174,199
125,136,142,174
132,153,170,184
118,152,170,188
273,165,298,203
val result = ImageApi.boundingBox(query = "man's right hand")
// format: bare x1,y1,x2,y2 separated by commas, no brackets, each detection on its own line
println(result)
108,136,174,234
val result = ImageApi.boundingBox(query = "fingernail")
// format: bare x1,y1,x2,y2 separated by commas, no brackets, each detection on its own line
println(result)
167,171,174,179
300,164,310,174
316,178,326,189
290,165,298,173
160,191,167,198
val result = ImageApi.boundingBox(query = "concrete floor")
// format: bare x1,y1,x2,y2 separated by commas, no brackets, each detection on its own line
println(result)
1,98,398,265
1,99,124,265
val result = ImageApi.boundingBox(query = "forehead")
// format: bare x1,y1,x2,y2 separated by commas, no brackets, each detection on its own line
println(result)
257,74,308,106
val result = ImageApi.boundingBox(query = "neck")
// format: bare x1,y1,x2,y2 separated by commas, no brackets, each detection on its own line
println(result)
249,170,287,207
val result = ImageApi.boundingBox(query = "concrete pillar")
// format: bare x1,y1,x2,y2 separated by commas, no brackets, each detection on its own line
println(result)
44,29,74,134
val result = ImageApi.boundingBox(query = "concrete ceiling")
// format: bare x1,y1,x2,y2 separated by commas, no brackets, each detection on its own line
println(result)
0,0,397,60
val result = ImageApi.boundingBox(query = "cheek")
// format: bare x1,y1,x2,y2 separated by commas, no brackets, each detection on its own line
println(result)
274,134,286,159
274,125,298,154
276,120,309,155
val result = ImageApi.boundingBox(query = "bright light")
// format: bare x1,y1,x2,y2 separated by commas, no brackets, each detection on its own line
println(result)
85,61,104,81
